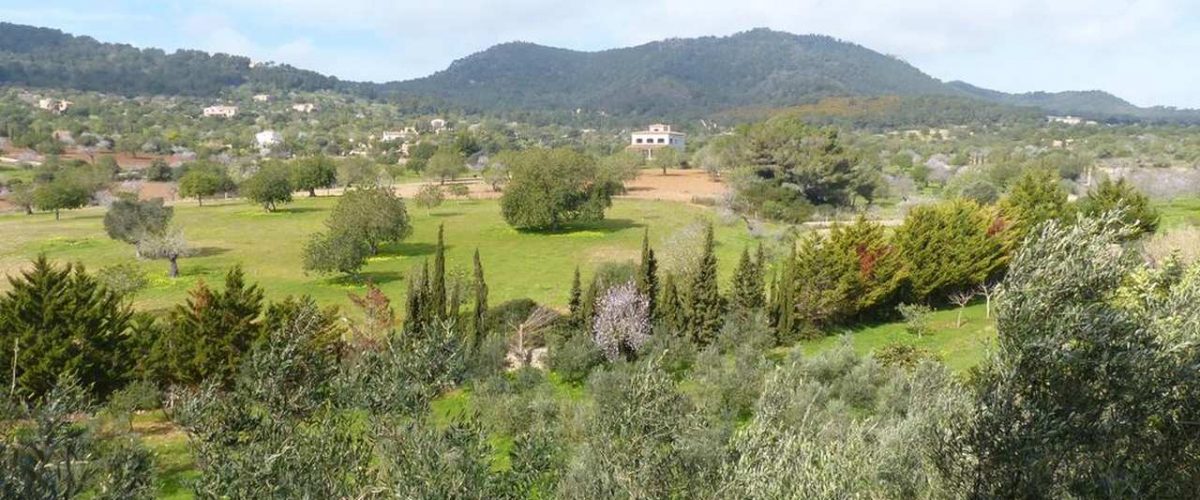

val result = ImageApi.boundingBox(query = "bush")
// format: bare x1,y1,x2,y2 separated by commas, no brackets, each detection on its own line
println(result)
96,262,149,298
549,330,603,384
897,303,932,337
873,343,937,369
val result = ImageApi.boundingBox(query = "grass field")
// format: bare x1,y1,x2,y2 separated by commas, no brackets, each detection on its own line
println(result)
0,196,764,313
1154,197,1200,229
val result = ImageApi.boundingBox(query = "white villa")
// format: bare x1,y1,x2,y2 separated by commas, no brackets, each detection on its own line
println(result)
628,123,686,160
252,94,273,102
203,105,239,118
255,130,283,149
292,103,316,113
430,118,447,131
37,98,72,113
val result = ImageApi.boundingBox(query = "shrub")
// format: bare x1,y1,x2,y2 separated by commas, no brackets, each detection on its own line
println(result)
548,330,603,384
897,303,932,337
96,262,149,298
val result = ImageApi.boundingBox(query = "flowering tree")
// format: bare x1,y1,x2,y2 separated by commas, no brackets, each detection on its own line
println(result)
592,282,651,362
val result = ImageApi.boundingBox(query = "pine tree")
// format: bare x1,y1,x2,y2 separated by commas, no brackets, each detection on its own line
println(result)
686,223,723,344
636,228,659,317
471,249,488,347
157,266,263,386
0,256,134,399
430,224,447,320
568,267,582,326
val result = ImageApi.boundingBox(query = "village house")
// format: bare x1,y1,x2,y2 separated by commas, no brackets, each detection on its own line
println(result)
380,130,409,142
291,103,316,113
203,105,239,118
627,123,686,160
37,98,72,113
255,130,283,149
252,94,273,102
430,118,447,131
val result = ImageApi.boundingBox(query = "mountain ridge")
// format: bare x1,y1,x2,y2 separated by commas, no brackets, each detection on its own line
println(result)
0,22,1196,123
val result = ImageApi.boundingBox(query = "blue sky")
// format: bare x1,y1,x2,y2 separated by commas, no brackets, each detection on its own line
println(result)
2,0,1198,108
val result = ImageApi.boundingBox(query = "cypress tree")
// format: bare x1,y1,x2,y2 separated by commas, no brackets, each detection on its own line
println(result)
580,275,599,329
430,224,447,320
403,264,425,334
568,267,582,326
472,249,488,347
0,256,134,399
731,247,763,314
770,244,798,344
636,228,659,317
686,223,723,345
659,274,685,335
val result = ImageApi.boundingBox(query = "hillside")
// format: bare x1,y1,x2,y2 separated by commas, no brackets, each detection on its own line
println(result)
2,22,1198,123
390,29,955,117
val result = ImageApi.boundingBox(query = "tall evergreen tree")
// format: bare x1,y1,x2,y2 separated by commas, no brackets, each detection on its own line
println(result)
472,249,489,347
568,267,583,326
155,266,264,386
730,247,765,313
580,275,600,329
0,256,134,399
770,244,798,344
686,224,723,344
403,264,426,335
636,229,659,318
659,274,685,335
430,224,447,320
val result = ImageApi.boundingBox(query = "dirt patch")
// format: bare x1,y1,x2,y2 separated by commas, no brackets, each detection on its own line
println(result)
620,169,727,203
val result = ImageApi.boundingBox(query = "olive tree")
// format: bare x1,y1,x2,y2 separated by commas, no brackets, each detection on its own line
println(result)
499,148,622,230
241,162,293,212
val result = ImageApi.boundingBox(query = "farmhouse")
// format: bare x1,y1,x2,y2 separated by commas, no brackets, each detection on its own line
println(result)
203,105,239,118
252,94,273,102
37,98,72,113
292,103,316,113
380,130,409,142
430,118,447,131
628,123,686,160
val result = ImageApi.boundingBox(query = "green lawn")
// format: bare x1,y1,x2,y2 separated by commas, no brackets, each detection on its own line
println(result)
792,303,996,372
1154,197,1200,229
0,196,763,314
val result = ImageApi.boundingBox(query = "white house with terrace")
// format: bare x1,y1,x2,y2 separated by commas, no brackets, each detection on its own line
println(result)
628,123,686,160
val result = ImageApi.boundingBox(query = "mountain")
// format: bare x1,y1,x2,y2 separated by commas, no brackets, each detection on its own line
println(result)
0,22,357,97
389,29,954,117
1,22,1197,123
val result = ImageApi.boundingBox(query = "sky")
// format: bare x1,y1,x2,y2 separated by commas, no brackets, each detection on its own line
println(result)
2,0,1198,108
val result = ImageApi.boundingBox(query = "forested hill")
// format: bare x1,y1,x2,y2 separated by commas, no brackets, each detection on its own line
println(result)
0,22,353,96
389,29,954,116
2,22,1198,123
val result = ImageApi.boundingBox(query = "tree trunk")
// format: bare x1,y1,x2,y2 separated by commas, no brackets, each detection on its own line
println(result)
54,209,60,220
168,256,179,278
309,188,317,197
956,308,964,328
23,205,32,216
198,196,204,207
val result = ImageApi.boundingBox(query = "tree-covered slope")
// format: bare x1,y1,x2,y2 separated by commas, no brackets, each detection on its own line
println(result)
391,29,958,116
0,22,347,96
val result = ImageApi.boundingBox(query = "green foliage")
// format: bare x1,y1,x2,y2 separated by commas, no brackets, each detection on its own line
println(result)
0,377,156,500
103,195,173,244
0,257,134,399
33,177,90,219
426,149,467,184
177,162,234,206
636,229,659,318
414,183,445,211
998,168,1070,242
897,303,932,337
336,157,379,187
240,161,293,212
471,249,489,348
324,185,412,255
153,266,264,386
144,158,172,182
95,262,149,298
499,148,622,230
943,214,1200,497
1078,176,1159,237
302,231,369,276
290,155,338,197
735,116,876,215
684,223,722,345
894,199,1009,303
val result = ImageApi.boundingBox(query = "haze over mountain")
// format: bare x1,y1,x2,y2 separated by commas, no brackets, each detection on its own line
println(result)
1,22,1195,123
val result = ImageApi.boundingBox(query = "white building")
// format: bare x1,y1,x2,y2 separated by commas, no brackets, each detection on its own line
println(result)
1047,115,1084,126
203,105,239,118
628,123,686,159
430,118,447,131
255,130,283,149
252,94,273,102
292,103,316,113
37,98,72,113
380,130,410,142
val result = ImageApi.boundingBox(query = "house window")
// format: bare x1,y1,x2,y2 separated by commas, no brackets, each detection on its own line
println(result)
657,138,665,144
635,138,643,144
